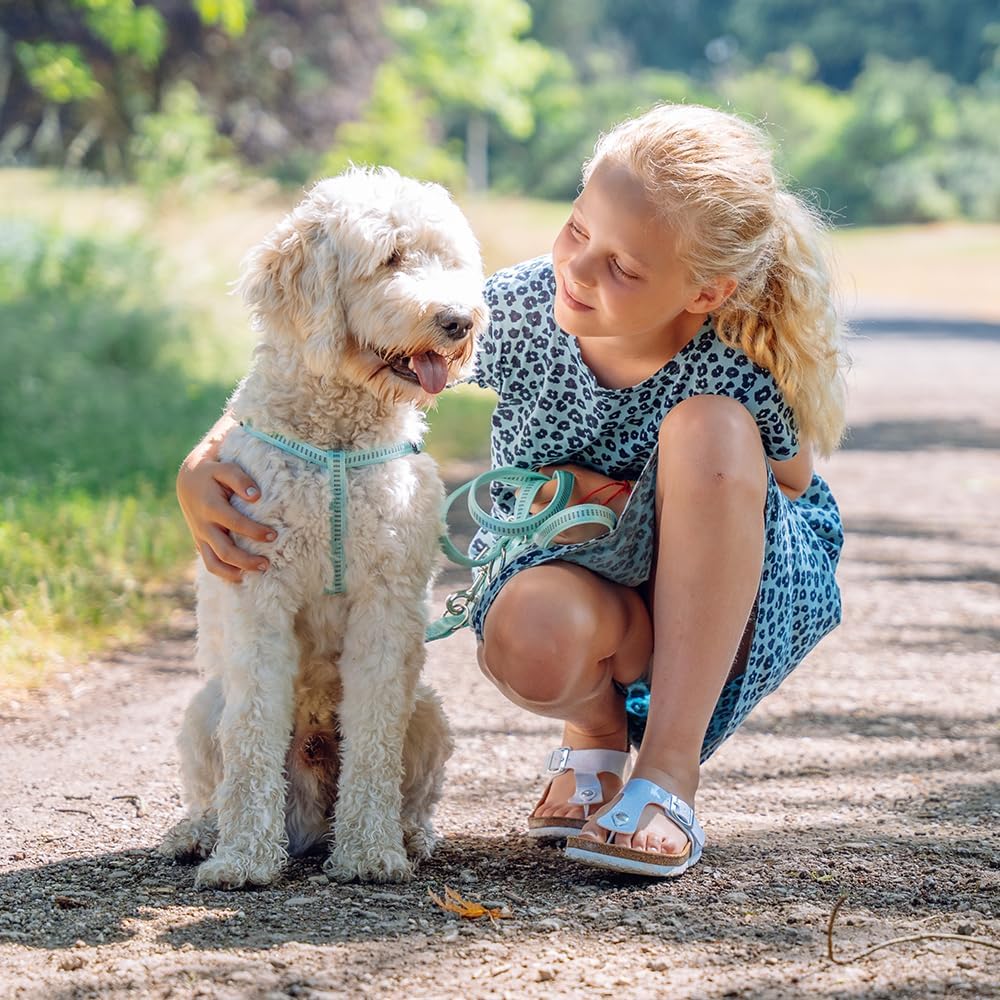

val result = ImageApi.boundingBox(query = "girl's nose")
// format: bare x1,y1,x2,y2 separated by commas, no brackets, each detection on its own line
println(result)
566,250,596,288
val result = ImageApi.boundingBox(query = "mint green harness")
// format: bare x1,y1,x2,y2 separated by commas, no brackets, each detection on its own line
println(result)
240,421,420,595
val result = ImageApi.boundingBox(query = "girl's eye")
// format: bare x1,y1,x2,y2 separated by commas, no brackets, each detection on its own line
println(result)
611,258,637,280
568,220,586,239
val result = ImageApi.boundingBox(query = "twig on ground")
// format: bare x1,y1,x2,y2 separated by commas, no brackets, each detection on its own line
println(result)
54,808,94,818
826,895,1000,965
112,794,147,817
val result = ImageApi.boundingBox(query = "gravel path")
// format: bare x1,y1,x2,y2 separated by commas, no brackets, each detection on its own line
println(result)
1,315,998,999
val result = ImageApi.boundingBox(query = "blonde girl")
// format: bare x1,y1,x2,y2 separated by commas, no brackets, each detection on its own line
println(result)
178,103,848,878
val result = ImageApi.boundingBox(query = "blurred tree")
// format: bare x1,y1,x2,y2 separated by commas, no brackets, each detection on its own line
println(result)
3,0,251,173
715,46,853,213
392,0,553,189
1,1,388,180
724,0,998,88
327,0,553,189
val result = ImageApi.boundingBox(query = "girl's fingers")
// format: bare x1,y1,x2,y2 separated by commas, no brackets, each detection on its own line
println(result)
215,498,276,544
204,526,270,575
198,542,244,583
213,463,262,504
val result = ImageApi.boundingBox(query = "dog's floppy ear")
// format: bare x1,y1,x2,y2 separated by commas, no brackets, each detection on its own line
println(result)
238,219,310,320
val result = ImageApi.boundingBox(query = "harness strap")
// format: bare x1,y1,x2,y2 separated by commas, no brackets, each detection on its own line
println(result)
239,421,420,594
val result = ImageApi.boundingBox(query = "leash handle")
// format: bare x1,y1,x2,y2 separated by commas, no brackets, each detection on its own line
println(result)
438,466,619,568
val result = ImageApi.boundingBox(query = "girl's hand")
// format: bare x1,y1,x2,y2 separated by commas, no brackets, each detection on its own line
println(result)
529,464,632,544
177,415,276,582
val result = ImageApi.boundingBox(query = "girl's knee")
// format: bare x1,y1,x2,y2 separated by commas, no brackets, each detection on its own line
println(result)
657,396,767,503
479,580,607,709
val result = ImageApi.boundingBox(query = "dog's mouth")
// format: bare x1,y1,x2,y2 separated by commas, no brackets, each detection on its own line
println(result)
376,350,452,395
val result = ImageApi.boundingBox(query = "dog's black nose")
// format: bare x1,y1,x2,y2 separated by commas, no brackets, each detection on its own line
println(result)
435,307,474,341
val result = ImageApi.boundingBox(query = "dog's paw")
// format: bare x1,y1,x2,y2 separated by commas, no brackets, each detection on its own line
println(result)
323,842,414,884
158,817,218,863
194,849,283,890
403,823,438,862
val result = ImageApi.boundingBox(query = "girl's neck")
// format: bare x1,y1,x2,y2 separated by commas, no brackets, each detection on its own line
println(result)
574,311,708,390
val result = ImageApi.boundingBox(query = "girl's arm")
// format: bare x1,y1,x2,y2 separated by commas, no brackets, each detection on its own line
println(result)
768,441,814,500
177,412,275,581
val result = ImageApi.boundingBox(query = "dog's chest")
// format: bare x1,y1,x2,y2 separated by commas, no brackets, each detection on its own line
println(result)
223,432,442,595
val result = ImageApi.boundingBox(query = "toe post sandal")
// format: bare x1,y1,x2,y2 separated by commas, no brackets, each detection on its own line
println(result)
564,777,705,878
527,746,631,840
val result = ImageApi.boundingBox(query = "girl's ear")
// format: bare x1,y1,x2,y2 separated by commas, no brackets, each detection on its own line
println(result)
687,276,737,315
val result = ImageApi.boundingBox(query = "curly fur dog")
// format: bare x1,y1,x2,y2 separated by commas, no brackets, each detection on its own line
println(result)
159,167,486,887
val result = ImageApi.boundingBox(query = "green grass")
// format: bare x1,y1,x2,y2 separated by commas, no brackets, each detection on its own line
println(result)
0,217,232,685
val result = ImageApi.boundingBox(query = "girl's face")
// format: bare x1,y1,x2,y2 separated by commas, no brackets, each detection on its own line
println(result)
552,159,712,348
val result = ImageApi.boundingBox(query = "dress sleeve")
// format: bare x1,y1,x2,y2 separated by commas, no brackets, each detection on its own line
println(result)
747,376,800,460
469,274,506,392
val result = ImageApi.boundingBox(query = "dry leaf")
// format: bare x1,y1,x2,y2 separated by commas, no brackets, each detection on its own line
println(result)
427,886,512,922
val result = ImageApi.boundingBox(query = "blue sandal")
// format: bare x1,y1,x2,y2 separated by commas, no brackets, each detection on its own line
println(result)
564,778,705,878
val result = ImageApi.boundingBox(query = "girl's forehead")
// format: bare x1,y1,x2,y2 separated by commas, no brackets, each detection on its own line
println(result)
578,160,680,254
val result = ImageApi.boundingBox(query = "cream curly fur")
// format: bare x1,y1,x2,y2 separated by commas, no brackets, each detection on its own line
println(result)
160,168,486,887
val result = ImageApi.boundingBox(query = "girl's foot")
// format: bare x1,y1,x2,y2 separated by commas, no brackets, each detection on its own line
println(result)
574,764,696,856
528,722,629,833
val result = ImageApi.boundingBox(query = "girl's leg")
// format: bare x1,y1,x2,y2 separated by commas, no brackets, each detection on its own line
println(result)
579,394,768,855
478,562,652,821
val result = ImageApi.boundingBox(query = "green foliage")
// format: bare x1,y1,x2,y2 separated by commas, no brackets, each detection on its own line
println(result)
80,0,167,68
192,0,253,35
809,56,1000,222
386,0,552,137
715,47,853,209
129,81,236,194
0,220,230,674
322,62,465,188
324,0,555,187
14,41,102,103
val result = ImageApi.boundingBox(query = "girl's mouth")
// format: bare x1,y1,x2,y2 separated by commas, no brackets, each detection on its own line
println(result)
559,279,594,312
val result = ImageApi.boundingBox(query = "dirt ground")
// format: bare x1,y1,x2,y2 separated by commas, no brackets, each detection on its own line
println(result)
1,312,998,999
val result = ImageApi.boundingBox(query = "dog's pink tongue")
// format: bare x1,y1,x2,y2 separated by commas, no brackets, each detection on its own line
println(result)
410,351,449,394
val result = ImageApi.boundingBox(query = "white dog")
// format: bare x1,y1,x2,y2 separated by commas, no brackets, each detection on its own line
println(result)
159,168,486,887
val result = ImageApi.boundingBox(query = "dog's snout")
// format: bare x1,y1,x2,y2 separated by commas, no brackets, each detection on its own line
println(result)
435,307,475,341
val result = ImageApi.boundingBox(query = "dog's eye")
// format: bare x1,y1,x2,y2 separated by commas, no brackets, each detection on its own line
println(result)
385,248,402,267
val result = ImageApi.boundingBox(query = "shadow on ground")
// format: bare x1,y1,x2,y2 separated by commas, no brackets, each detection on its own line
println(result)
853,316,1000,342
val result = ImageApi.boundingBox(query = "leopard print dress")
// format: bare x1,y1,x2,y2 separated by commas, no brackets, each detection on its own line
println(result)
465,256,843,761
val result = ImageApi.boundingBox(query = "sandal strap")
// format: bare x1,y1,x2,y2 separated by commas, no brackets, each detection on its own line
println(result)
544,747,631,809
595,778,705,855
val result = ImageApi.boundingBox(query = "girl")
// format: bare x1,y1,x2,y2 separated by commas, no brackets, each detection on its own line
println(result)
178,103,847,879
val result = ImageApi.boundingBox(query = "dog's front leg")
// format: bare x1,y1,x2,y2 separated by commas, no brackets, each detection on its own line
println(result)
324,600,424,883
195,587,298,890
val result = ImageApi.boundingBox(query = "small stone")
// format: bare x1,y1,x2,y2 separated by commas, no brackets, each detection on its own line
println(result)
647,959,670,972
458,869,477,883
284,895,312,906
957,923,975,936
536,966,556,982
722,891,749,904
957,959,976,970
536,918,562,932
58,955,85,971
307,874,329,885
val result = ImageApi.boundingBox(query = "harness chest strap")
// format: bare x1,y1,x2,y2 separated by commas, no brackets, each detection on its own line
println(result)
239,421,420,594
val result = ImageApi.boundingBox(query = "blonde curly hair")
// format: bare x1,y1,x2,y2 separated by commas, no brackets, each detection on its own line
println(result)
584,103,849,456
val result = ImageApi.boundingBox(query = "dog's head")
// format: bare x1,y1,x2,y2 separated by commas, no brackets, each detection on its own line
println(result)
239,167,486,405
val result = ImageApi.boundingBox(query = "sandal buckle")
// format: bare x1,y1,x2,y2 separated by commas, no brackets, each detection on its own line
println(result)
546,747,571,773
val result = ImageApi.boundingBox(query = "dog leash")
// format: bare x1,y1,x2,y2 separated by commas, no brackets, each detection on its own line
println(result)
239,421,420,595
425,466,619,642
